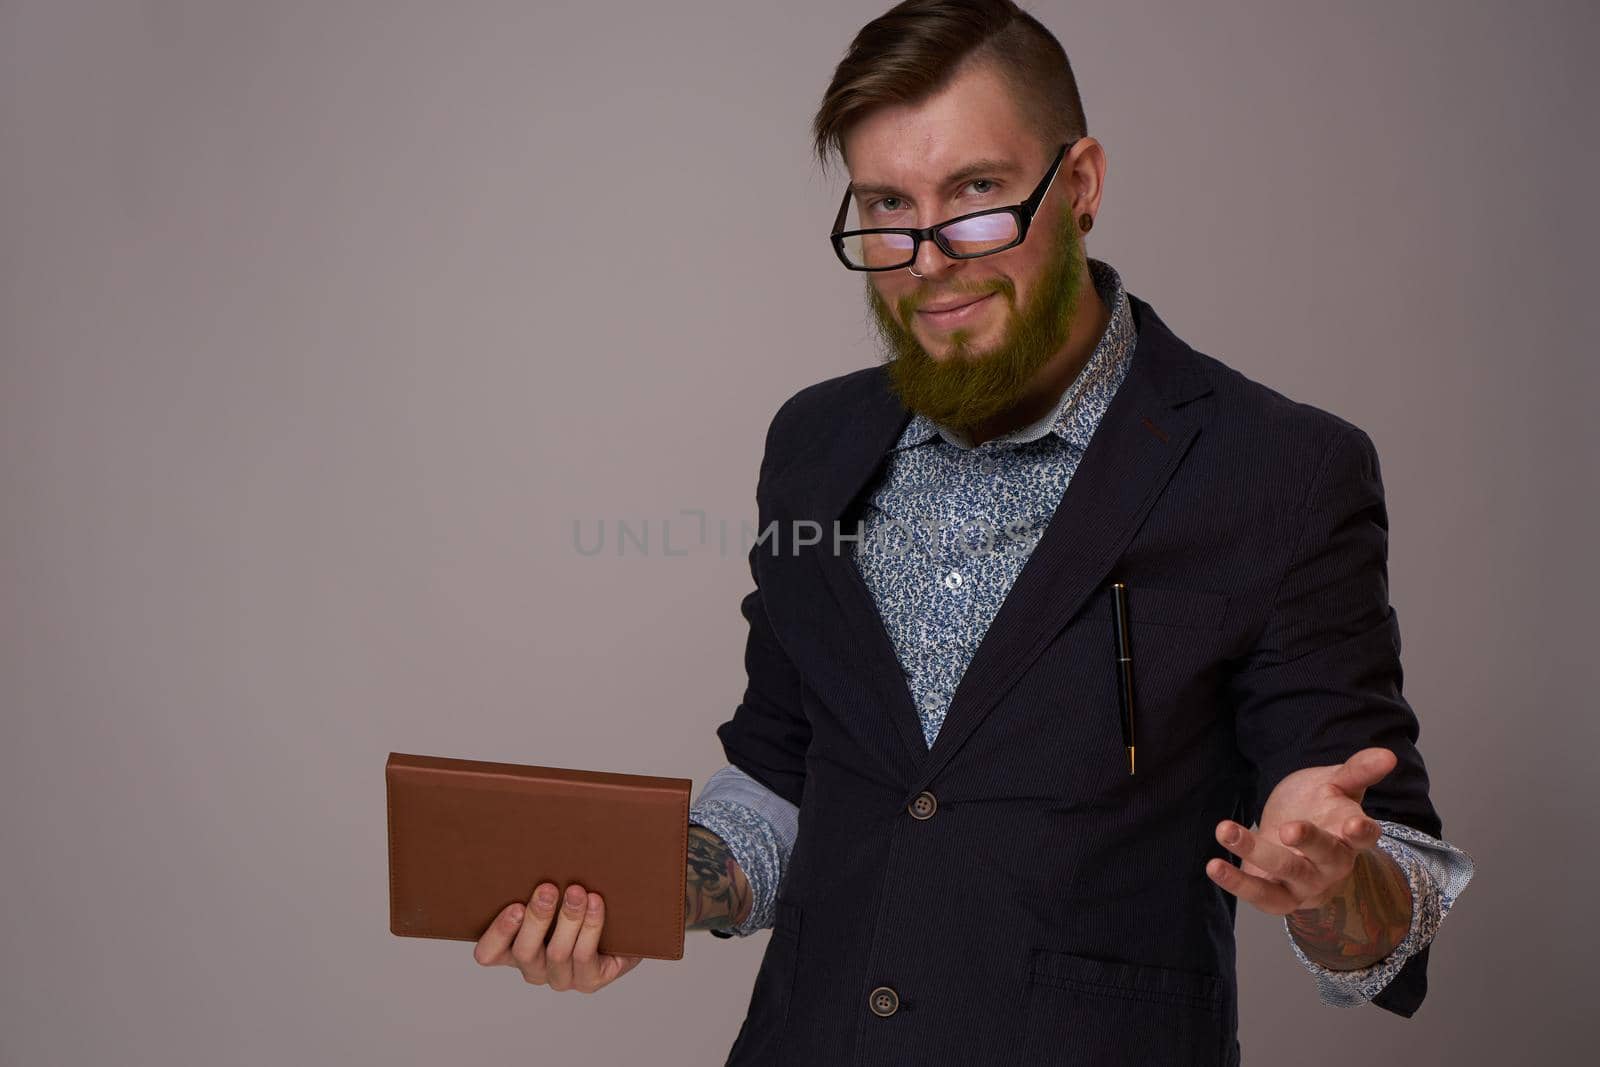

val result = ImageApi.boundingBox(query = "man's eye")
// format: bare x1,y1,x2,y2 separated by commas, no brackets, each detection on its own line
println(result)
869,181,997,215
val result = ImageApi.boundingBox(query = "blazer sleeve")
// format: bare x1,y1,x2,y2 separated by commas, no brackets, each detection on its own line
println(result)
1224,422,1444,1018
713,398,812,810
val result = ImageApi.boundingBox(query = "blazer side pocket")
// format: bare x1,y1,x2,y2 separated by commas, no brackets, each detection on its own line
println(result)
724,900,804,1067
1017,948,1228,1067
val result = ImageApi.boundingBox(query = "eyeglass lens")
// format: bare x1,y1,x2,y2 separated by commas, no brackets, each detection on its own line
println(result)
839,211,1019,269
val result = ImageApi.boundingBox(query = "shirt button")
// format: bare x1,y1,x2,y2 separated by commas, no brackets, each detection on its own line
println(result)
943,570,963,590
869,985,900,1017
908,791,937,820
979,456,998,474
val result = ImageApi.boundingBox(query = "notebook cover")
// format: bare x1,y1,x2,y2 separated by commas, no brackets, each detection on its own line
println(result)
386,752,691,961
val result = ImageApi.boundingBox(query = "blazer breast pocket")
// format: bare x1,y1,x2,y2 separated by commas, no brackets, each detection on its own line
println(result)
1017,948,1230,1067
1085,584,1231,631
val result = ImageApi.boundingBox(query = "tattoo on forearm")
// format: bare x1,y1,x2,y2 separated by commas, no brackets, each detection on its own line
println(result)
684,824,752,933
1287,847,1413,970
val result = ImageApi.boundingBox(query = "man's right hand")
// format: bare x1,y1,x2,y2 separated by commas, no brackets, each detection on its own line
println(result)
473,881,644,993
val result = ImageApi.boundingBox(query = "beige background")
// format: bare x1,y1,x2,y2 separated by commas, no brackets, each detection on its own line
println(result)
2,1,1593,1063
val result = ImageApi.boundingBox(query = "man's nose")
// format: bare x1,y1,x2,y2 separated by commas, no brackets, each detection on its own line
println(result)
910,231,960,279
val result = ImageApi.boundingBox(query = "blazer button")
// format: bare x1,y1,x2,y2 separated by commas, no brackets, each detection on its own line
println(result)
908,791,937,820
869,985,899,1017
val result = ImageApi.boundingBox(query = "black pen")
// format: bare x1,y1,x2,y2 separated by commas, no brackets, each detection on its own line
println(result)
1111,581,1136,775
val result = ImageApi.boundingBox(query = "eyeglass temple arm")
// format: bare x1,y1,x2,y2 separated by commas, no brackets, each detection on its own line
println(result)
1021,139,1075,217
832,183,853,234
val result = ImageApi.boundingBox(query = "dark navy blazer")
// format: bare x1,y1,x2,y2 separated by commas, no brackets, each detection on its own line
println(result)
715,292,1442,1066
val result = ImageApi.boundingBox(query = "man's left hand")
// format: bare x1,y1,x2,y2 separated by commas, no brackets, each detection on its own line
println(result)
1206,746,1396,916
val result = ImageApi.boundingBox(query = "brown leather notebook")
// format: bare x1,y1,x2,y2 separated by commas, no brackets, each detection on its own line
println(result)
386,752,691,961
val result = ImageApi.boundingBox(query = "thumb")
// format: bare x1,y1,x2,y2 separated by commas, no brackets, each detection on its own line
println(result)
1327,746,1397,799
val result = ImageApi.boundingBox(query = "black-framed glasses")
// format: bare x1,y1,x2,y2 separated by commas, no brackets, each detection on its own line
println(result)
829,138,1077,271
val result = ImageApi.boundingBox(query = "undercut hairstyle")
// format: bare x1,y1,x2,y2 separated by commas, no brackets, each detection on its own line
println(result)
810,0,1088,177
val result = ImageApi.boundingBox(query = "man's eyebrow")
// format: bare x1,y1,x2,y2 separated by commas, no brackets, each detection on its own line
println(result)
850,158,1022,197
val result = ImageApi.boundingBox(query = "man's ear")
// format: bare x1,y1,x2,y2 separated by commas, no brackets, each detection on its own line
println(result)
1061,136,1107,220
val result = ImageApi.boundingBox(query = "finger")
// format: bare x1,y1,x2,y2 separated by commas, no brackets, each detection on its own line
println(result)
510,882,561,978
570,892,607,992
591,953,646,990
1335,811,1384,852
1215,821,1318,894
1327,747,1397,799
1206,857,1298,915
1278,820,1354,869
473,901,527,967
543,884,590,991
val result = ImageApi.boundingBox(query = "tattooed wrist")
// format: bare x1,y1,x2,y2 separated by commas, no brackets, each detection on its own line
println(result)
684,823,752,933
1287,846,1413,970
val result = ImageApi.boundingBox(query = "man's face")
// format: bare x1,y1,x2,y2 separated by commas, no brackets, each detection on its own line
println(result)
842,61,1088,430
865,203,1084,431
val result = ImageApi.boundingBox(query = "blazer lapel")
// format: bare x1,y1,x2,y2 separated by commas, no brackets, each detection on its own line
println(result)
802,380,930,770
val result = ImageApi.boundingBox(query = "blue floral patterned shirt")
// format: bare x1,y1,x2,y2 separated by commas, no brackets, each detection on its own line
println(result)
689,257,1475,1006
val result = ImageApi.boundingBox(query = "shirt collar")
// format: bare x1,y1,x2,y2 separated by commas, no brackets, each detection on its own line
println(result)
891,256,1136,453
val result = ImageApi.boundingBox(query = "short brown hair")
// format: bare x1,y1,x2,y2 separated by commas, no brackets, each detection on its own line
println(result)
810,0,1088,177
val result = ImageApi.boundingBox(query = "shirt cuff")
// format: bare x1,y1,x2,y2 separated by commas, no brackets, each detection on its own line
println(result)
687,764,800,937
1284,820,1476,1007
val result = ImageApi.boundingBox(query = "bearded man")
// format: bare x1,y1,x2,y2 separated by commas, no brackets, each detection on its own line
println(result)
472,3,1474,1064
